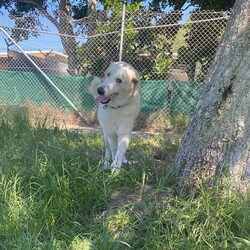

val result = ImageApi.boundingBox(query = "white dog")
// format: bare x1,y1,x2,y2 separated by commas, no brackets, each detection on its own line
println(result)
89,62,140,171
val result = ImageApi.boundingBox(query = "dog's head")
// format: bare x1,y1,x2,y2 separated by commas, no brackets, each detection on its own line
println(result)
95,62,140,105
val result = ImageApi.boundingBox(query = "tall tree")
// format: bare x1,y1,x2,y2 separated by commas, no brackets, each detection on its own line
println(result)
175,0,250,191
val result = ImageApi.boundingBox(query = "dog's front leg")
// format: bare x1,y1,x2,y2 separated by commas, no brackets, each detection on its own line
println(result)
103,135,111,169
103,135,118,170
111,135,130,170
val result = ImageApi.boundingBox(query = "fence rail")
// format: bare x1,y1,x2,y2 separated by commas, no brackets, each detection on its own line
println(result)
0,8,231,132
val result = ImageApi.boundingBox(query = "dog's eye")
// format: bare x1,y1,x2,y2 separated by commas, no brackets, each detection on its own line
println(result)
116,78,122,84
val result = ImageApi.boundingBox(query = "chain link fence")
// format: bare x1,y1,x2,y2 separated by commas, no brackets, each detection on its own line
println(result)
0,7,231,132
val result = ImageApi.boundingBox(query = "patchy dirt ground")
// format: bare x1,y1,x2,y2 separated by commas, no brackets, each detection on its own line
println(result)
0,105,183,143
64,124,182,143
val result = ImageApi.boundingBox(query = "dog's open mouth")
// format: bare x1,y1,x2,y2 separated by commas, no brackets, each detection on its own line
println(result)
95,93,119,104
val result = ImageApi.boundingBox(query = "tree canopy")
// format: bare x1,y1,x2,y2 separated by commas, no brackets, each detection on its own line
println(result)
0,0,234,76
1,0,235,18
104,0,235,11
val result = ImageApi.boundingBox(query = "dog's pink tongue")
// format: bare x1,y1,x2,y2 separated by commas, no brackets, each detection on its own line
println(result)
95,93,119,104
95,96,108,104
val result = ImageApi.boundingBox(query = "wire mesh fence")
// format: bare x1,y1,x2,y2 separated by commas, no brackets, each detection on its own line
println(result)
0,7,231,132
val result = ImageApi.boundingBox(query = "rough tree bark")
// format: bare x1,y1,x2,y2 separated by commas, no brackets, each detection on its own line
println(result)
58,1,78,75
175,0,250,191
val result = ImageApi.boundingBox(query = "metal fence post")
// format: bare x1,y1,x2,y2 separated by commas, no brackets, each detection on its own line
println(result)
119,3,126,62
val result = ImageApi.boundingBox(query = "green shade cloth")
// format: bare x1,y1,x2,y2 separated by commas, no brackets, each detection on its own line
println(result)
0,70,201,115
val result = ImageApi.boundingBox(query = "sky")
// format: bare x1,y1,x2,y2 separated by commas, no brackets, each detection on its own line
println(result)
0,8,64,53
0,2,194,54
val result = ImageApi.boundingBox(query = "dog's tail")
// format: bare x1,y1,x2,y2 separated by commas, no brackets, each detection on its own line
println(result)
88,77,101,99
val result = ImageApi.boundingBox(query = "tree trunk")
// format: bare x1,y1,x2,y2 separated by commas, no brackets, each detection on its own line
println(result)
88,0,97,16
58,11,78,75
175,0,250,191
87,0,98,36
58,0,78,75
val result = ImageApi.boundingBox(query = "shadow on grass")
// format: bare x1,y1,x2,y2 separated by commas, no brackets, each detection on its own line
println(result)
0,109,249,250
0,108,180,249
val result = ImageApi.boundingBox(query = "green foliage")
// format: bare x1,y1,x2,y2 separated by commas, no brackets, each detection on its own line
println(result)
81,2,182,79
152,34,173,75
165,113,190,134
81,0,141,76
176,11,229,82
1,0,233,79
99,0,235,12
0,109,249,249
72,0,88,19
172,24,189,52
189,0,235,11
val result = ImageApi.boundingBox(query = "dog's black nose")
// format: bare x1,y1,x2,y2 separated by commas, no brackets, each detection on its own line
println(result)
97,86,105,96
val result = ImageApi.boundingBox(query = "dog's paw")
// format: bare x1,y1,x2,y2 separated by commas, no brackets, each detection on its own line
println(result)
102,159,111,170
122,158,132,165
110,161,121,172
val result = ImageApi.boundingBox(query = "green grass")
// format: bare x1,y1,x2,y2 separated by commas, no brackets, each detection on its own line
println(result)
0,110,250,250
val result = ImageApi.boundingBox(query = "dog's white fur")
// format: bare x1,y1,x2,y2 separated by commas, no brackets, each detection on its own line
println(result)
89,62,140,170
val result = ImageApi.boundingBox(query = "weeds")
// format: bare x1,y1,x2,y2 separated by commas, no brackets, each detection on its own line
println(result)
165,113,190,134
0,110,249,249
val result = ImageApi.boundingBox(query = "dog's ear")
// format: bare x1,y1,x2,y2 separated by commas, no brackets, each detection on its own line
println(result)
131,78,140,96
104,66,110,79
104,62,113,78
88,77,102,99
